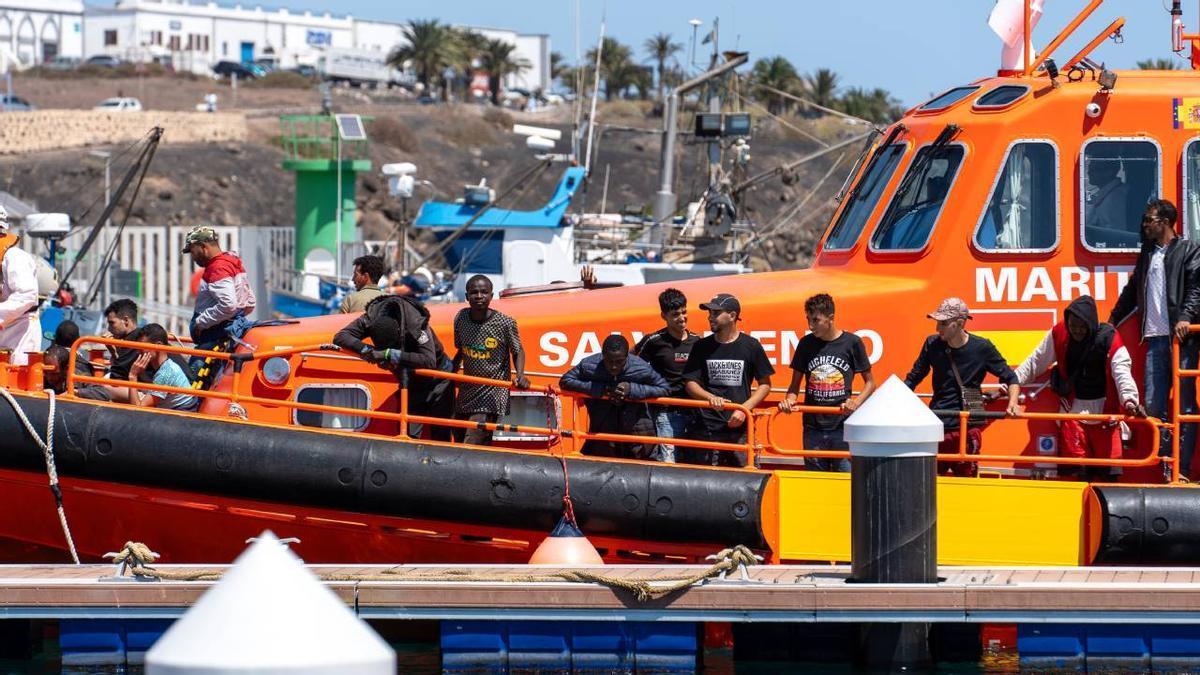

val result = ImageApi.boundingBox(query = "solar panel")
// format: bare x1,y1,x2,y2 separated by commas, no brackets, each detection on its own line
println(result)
334,114,367,141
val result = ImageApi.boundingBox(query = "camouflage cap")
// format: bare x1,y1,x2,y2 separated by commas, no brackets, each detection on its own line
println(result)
181,225,218,253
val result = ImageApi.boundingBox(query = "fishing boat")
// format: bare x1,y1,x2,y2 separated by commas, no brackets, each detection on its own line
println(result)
0,0,1197,568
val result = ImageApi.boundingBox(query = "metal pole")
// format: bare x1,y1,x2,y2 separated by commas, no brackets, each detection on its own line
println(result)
653,53,748,224
335,121,343,279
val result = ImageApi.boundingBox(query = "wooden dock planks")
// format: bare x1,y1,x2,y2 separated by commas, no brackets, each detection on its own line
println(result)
0,564,1198,622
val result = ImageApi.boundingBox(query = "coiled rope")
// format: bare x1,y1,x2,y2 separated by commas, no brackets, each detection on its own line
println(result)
108,542,765,602
0,389,80,564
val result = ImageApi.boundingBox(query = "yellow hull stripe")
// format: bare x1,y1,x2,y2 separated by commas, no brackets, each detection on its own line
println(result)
776,471,1087,565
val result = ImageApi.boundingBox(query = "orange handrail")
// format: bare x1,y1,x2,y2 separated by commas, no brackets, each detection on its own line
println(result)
60,338,758,463
764,405,850,458
940,409,1164,468
1028,0,1105,75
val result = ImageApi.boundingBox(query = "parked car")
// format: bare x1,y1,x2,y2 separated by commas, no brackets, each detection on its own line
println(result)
0,95,34,112
288,64,317,78
211,61,260,80
45,57,80,71
84,55,122,68
93,97,143,112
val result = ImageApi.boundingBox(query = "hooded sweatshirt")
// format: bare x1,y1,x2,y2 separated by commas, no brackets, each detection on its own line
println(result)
1014,295,1138,416
332,294,437,371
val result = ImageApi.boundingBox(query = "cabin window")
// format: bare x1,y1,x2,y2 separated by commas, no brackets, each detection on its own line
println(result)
293,384,370,431
1081,139,1161,251
824,144,906,250
974,85,1029,108
917,86,980,112
974,141,1058,252
1185,139,1200,240
870,144,965,251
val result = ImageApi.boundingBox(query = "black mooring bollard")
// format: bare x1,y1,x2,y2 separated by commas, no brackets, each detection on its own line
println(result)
843,376,944,670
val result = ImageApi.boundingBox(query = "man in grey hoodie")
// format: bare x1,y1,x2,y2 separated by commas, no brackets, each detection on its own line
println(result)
560,334,670,459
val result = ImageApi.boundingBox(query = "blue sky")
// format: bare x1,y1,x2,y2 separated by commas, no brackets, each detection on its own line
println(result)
246,1,1182,105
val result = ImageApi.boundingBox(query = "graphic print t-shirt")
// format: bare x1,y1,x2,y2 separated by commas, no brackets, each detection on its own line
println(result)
790,332,870,430
453,308,523,415
682,333,775,433
633,328,699,396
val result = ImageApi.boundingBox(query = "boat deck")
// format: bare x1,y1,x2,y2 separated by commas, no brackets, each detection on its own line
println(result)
0,564,1198,622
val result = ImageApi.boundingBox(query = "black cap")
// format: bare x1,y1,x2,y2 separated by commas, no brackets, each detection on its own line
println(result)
699,293,741,315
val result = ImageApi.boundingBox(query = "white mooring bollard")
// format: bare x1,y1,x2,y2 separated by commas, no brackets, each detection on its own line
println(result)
145,531,395,674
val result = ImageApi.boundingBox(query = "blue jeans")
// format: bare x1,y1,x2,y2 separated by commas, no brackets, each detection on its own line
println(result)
1145,336,1199,475
803,427,851,473
652,408,691,463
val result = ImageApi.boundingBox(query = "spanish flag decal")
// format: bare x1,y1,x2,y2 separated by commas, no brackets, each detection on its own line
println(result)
971,309,1057,365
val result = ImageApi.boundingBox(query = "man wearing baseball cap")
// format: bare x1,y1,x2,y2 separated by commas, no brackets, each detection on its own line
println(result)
0,205,42,365
681,293,774,467
183,225,256,384
904,297,1020,477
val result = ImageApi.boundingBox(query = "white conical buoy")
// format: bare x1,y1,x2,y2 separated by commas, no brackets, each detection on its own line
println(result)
145,531,395,674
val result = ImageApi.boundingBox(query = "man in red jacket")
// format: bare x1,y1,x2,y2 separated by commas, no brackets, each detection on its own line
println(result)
1013,295,1144,481
183,226,257,384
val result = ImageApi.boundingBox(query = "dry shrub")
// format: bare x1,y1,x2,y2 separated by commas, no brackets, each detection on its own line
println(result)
245,71,314,89
482,106,513,130
438,109,496,148
368,116,420,153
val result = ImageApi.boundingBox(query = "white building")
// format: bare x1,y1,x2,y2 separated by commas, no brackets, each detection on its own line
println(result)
82,0,550,91
0,0,84,67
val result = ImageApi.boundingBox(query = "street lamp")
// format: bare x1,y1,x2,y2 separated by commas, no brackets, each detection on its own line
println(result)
688,19,703,70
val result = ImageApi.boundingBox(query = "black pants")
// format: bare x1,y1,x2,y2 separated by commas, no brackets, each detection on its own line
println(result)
681,427,747,468
408,376,455,441
581,402,657,459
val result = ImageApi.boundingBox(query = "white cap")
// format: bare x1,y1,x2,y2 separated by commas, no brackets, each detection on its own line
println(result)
844,375,945,458
0,204,10,230
145,531,395,674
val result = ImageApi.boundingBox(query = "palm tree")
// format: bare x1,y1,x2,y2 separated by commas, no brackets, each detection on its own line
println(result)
1137,57,1180,70
387,19,453,98
550,51,570,87
479,37,531,105
838,87,903,124
449,28,488,100
804,68,840,109
587,37,634,100
750,56,801,115
643,32,682,102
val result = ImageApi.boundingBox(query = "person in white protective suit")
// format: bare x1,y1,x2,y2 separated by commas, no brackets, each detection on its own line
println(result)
0,205,42,365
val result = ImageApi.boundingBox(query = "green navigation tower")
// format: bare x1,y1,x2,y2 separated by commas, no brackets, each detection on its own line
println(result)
279,114,371,280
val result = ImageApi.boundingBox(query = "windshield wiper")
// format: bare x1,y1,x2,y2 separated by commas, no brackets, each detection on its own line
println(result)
837,124,906,206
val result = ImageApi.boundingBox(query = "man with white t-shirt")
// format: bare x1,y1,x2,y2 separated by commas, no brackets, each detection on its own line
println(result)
0,205,41,366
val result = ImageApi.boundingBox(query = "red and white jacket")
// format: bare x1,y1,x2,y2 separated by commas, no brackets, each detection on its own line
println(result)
193,252,256,330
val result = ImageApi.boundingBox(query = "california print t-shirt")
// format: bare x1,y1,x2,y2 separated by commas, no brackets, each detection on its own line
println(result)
790,331,870,430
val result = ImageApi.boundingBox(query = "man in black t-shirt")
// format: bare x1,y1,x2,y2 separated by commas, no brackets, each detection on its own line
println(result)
780,293,875,472
903,297,1021,477
633,288,699,463
682,293,774,467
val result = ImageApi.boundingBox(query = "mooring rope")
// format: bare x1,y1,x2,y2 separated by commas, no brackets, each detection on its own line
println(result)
107,542,764,602
0,389,80,564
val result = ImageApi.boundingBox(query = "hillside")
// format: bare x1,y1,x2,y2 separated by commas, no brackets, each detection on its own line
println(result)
0,73,866,270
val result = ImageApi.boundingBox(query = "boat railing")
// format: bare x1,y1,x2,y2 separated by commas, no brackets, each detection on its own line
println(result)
1173,330,1200,483
55,336,1172,476
59,338,759,466
762,404,1167,474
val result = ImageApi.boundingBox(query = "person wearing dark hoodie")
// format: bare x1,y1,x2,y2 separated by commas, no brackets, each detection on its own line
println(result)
1014,295,1144,481
560,334,671,459
334,294,455,440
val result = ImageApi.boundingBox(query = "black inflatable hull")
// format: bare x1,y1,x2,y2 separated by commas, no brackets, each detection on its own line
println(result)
1092,486,1200,564
0,396,770,549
